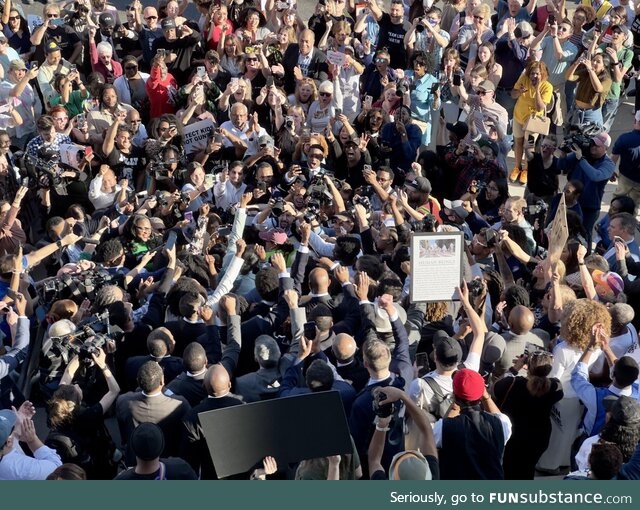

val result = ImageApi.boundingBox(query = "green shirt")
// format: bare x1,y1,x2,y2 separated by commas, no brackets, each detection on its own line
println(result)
598,44,633,100
49,89,89,117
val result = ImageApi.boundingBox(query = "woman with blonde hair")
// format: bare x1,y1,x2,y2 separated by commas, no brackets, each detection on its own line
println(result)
536,299,611,474
494,351,564,479
287,77,318,115
372,82,401,119
318,20,352,52
509,60,553,186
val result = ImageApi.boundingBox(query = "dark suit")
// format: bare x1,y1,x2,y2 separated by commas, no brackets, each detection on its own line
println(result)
181,394,244,479
333,358,369,393
181,315,243,479
282,45,329,94
124,355,184,392
116,391,191,464
164,320,219,364
234,355,295,403
165,371,207,408
234,275,293,377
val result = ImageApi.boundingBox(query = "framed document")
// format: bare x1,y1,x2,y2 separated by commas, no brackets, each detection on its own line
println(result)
410,231,464,302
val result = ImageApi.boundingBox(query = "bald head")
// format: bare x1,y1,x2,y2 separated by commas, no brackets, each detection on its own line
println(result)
309,268,330,294
508,305,534,335
205,365,231,397
333,333,357,361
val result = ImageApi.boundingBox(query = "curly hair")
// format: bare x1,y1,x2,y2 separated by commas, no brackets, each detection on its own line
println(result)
525,60,549,83
599,422,640,462
425,301,449,322
560,299,611,350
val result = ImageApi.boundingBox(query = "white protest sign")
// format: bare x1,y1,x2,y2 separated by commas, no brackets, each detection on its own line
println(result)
326,50,346,67
59,144,90,170
183,118,216,155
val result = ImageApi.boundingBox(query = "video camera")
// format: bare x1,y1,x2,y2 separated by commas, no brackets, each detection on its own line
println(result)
49,311,119,365
559,123,601,154
524,197,549,229
19,151,72,195
36,269,115,305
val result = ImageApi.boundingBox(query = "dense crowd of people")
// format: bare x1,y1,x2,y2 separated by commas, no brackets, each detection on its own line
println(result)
1,0,640,481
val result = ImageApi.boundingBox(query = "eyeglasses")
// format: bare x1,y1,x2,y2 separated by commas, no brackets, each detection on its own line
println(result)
53,116,68,121
145,16,158,20
374,58,388,63
541,144,555,149
135,225,152,232
319,92,332,97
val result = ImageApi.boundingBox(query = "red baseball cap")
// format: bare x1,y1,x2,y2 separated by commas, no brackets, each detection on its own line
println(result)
452,368,485,401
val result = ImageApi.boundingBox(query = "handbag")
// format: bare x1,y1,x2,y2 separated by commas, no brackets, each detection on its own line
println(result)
524,114,551,136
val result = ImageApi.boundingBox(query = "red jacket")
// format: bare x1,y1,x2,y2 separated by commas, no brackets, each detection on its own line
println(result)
146,66,178,117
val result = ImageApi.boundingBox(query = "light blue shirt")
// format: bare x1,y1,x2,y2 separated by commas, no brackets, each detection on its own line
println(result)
406,71,437,120
539,36,579,88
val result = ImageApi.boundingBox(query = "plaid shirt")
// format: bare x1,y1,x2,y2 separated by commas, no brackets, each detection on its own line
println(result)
445,151,502,199
25,133,73,159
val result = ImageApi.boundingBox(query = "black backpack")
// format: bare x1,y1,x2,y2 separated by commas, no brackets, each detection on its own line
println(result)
424,376,455,422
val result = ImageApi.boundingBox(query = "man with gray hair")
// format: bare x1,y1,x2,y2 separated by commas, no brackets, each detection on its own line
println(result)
219,102,267,158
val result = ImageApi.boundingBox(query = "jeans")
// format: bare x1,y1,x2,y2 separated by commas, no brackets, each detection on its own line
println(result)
570,107,603,128
601,97,620,131
564,81,577,124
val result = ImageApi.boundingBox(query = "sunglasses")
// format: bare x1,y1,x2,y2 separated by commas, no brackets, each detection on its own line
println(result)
8,16,19,21
145,15,158,20
245,57,258,62
47,13,59,18
125,65,138,70
374,58,388,63
477,90,490,95
319,91,332,97
474,15,484,21
308,153,323,159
